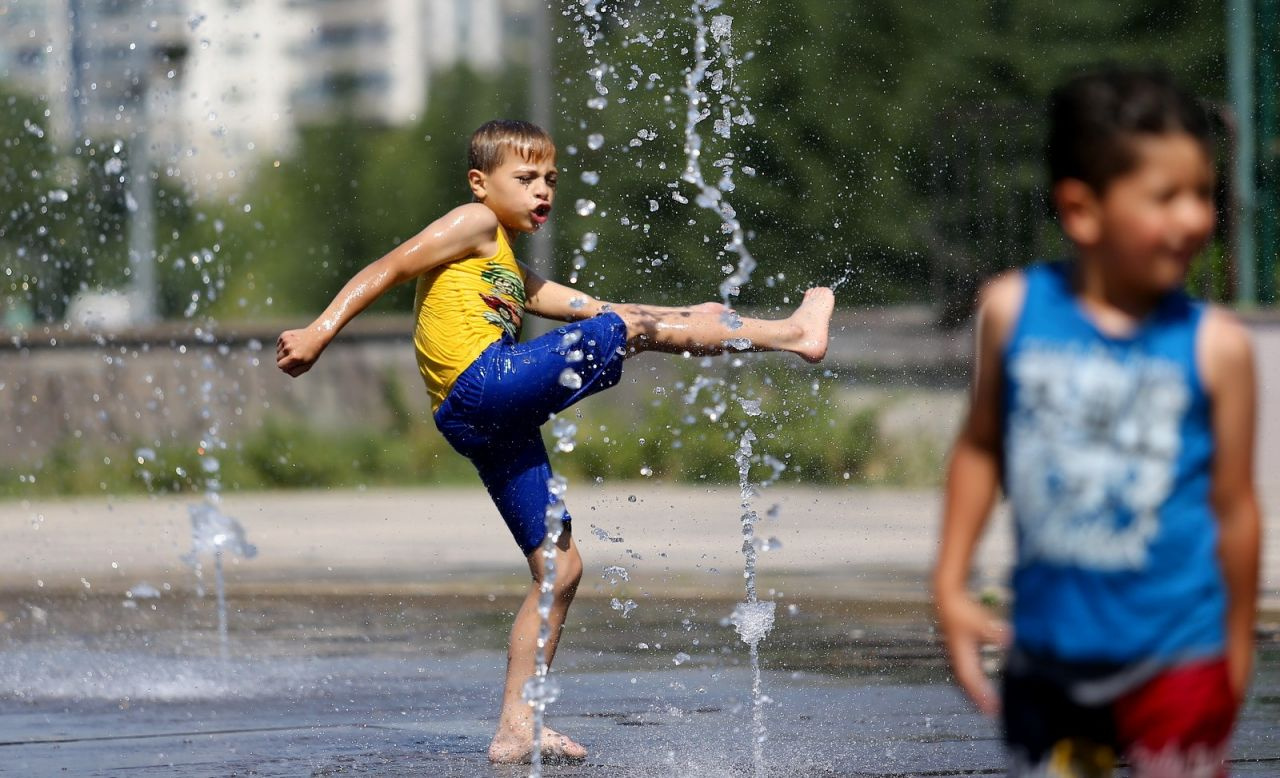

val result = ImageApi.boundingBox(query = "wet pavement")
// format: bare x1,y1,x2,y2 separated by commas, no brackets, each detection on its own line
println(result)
2,486,1278,775
1,592,1277,777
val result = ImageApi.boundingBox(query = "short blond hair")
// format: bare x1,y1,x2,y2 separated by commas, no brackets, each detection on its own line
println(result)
468,119,556,173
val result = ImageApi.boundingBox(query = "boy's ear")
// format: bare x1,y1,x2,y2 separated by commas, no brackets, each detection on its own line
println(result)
467,169,488,201
1053,178,1102,247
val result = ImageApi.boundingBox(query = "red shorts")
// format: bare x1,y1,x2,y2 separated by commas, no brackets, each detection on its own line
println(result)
1116,659,1236,777
1004,656,1236,777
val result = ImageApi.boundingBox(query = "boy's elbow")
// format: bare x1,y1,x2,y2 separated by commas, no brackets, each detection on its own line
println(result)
1215,489,1262,532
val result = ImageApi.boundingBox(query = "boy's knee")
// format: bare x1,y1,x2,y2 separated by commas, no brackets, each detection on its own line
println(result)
557,552,583,593
610,304,651,345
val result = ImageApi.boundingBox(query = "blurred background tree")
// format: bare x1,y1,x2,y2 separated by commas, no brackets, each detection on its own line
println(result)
0,0,1243,324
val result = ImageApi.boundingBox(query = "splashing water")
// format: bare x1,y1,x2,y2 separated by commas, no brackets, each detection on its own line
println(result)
181,499,257,660
180,344,256,661
729,599,776,646
732,428,775,777
564,4,780,774
567,1,612,289
524,472,568,776
680,1,758,314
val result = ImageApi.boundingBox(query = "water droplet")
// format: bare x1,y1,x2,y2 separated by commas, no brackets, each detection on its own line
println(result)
559,329,582,349
558,368,582,390
575,199,596,217
610,598,638,618
587,133,605,151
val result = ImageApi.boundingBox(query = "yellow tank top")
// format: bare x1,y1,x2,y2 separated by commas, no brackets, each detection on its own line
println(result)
413,227,526,411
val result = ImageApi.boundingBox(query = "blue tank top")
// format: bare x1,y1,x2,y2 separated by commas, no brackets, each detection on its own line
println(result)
1001,262,1225,663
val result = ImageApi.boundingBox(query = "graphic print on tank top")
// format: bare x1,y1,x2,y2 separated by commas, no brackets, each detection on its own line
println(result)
1006,340,1189,571
478,262,525,339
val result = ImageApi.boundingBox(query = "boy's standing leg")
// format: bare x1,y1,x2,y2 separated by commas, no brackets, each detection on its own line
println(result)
489,531,586,762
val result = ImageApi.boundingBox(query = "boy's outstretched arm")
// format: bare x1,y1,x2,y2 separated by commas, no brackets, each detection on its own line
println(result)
520,265,727,322
277,204,500,377
1200,309,1262,703
932,272,1022,717
520,265,604,321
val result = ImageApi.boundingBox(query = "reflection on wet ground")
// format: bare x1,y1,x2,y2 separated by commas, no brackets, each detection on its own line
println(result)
0,593,1276,776
0,593,953,681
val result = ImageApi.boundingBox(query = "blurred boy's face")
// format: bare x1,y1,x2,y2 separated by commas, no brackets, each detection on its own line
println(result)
1057,133,1216,294
469,149,558,234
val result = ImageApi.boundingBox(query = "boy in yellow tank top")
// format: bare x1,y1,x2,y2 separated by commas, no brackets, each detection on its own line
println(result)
276,120,835,764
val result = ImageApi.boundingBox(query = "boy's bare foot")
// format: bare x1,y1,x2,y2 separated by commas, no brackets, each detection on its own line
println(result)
788,287,835,363
488,726,587,764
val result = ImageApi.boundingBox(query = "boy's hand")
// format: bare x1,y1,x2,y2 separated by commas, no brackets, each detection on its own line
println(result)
276,328,327,377
936,590,1010,717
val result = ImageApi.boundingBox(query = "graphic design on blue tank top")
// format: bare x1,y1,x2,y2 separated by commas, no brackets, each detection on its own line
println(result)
1006,341,1189,571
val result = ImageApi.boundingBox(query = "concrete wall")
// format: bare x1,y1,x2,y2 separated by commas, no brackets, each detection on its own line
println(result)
2,311,1279,508
0,320,429,466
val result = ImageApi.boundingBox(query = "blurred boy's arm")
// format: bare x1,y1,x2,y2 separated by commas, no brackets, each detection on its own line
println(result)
277,204,498,376
1201,309,1262,703
932,272,1022,716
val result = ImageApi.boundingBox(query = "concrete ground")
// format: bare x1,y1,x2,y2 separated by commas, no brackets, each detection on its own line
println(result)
1,485,1277,777
2,485,1277,605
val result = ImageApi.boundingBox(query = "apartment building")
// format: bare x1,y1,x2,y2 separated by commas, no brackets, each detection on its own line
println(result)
0,0,519,187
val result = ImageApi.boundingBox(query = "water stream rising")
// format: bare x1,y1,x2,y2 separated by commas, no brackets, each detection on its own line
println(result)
730,429,776,777
680,0,758,312
524,474,568,776
180,340,257,661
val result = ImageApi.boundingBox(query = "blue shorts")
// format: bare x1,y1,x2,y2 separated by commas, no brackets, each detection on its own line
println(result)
432,312,629,555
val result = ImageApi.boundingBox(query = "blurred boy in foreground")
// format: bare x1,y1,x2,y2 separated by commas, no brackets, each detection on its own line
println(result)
933,69,1261,776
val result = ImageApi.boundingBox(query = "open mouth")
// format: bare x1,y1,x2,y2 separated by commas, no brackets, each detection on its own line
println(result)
532,203,551,225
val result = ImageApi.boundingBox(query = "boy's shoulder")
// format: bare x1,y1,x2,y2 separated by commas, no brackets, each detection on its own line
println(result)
439,202,503,260
974,268,1028,347
1198,304,1250,339
1197,305,1254,390
449,202,501,234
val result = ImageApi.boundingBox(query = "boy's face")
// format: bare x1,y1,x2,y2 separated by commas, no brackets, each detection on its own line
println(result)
1058,133,1216,294
469,150,558,234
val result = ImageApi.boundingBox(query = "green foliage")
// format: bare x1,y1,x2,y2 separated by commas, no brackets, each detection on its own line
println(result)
0,3,1251,325
548,0,1227,310
234,66,532,318
0,89,137,321
1186,240,1232,303
552,362,893,486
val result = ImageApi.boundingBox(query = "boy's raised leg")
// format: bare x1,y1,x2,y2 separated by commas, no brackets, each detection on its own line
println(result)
488,531,587,764
616,287,835,362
